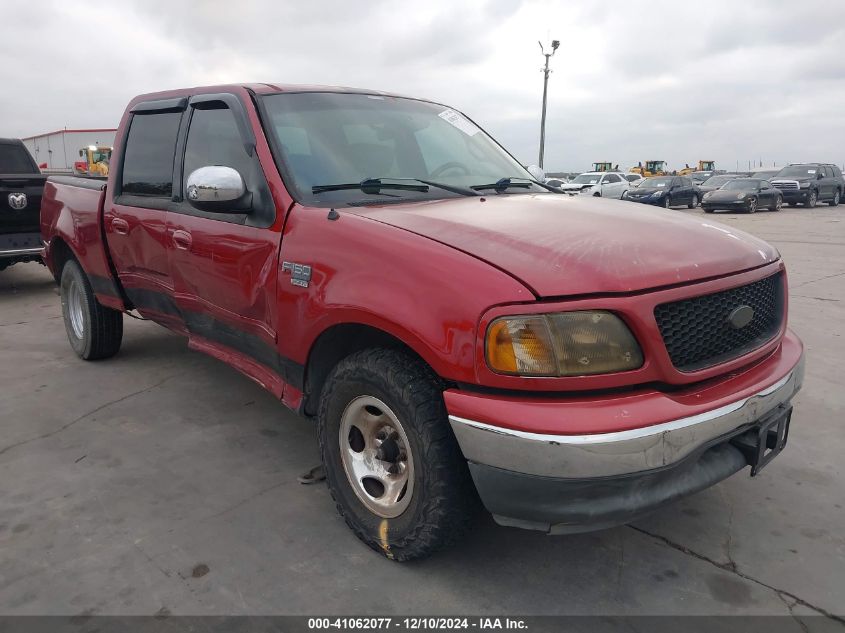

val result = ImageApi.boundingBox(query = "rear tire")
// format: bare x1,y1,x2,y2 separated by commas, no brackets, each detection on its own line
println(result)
771,195,783,212
688,194,698,209
60,260,123,360
829,190,840,207
317,348,476,561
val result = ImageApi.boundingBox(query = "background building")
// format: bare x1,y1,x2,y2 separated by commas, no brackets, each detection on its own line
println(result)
22,128,117,174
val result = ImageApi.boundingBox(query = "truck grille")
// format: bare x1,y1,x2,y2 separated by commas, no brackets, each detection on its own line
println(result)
654,272,784,372
772,181,798,191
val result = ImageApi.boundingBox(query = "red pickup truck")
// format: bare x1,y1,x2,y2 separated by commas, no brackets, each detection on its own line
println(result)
40,84,804,561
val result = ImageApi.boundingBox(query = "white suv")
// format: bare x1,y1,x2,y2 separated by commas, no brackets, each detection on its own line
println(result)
559,171,630,199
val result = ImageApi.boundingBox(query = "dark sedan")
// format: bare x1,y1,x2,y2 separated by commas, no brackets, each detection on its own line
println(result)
701,178,783,213
622,175,700,208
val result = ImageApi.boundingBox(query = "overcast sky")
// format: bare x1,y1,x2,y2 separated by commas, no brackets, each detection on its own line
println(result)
4,0,844,172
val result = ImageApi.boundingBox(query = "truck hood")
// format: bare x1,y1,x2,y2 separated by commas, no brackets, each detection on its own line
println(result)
345,194,778,297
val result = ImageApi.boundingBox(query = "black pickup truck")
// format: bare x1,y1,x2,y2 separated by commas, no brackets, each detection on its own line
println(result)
0,138,46,270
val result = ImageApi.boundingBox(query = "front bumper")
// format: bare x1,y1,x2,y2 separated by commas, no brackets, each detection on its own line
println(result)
625,195,663,206
778,190,808,203
447,332,804,533
701,199,751,211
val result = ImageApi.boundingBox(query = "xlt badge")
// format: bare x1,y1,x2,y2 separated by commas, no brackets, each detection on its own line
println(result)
281,261,312,288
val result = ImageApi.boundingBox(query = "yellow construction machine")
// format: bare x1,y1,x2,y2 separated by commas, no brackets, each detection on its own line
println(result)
629,160,667,177
592,162,614,172
678,160,716,176
73,145,113,177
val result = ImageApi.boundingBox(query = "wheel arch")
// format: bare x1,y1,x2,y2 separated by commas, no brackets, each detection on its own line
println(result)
47,236,76,283
301,322,443,418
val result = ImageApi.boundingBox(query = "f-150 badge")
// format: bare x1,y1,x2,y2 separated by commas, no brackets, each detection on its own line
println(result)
281,261,312,288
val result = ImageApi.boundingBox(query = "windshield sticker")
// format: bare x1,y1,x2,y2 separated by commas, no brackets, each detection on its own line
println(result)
655,183,666,187
807,169,816,174
438,109,479,136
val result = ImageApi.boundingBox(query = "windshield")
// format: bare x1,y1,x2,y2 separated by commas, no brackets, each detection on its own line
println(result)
777,165,820,178
703,175,735,187
260,92,543,206
571,174,601,184
722,179,757,191
691,172,711,182
0,143,38,174
642,177,672,187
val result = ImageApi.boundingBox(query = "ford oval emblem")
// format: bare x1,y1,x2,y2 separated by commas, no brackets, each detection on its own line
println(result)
727,305,755,329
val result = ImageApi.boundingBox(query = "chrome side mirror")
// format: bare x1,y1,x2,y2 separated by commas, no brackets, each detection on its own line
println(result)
526,164,546,182
186,166,247,211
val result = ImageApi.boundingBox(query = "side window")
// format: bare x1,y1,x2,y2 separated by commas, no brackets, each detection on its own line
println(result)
761,180,771,189
121,111,182,196
681,177,692,187
183,105,253,183
604,173,620,183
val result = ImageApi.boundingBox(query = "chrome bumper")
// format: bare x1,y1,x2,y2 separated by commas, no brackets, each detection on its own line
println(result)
449,353,804,479
0,246,43,258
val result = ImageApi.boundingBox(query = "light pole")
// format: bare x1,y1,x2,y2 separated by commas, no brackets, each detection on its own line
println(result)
538,39,559,169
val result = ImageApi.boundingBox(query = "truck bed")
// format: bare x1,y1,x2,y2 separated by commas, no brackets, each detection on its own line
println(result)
40,176,124,308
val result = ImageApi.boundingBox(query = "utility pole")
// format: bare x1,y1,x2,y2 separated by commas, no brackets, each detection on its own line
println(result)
538,39,560,169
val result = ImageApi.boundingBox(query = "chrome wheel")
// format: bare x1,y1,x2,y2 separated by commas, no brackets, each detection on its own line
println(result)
774,196,783,211
67,279,85,339
339,395,414,518
808,190,817,208
748,198,757,213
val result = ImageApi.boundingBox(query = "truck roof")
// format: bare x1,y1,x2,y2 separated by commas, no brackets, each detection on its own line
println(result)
129,83,418,107
129,83,416,105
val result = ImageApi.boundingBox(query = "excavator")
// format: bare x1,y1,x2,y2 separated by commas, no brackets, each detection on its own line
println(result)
592,162,614,172
73,145,112,177
678,160,716,176
629,160,667,177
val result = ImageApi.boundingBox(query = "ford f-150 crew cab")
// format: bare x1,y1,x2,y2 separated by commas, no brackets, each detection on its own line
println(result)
40,84,804,561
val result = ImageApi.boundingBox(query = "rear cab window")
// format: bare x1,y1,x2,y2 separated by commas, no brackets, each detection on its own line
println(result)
0,143,38,174
120,111,182,198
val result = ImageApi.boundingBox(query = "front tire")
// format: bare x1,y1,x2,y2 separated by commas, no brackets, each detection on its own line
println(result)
746,197,758,214
60,260,123,360
771,195,783,212
318,348,476,561
688,194,698,209
806,189,817,208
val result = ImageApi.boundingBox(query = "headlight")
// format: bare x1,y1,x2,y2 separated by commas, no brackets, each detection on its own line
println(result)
703,191,712,198
486,311,643,377
799,182,810,188
736,193,746,200
651,190,664,198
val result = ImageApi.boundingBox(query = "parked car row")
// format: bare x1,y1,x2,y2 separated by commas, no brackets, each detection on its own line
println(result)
553,162,844,215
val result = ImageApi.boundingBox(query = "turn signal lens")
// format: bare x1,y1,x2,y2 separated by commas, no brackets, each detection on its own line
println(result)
486,311,643,377
486,316,556,375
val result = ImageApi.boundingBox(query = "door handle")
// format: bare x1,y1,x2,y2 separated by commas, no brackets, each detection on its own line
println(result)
172,229,192,250
111,217,129,235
